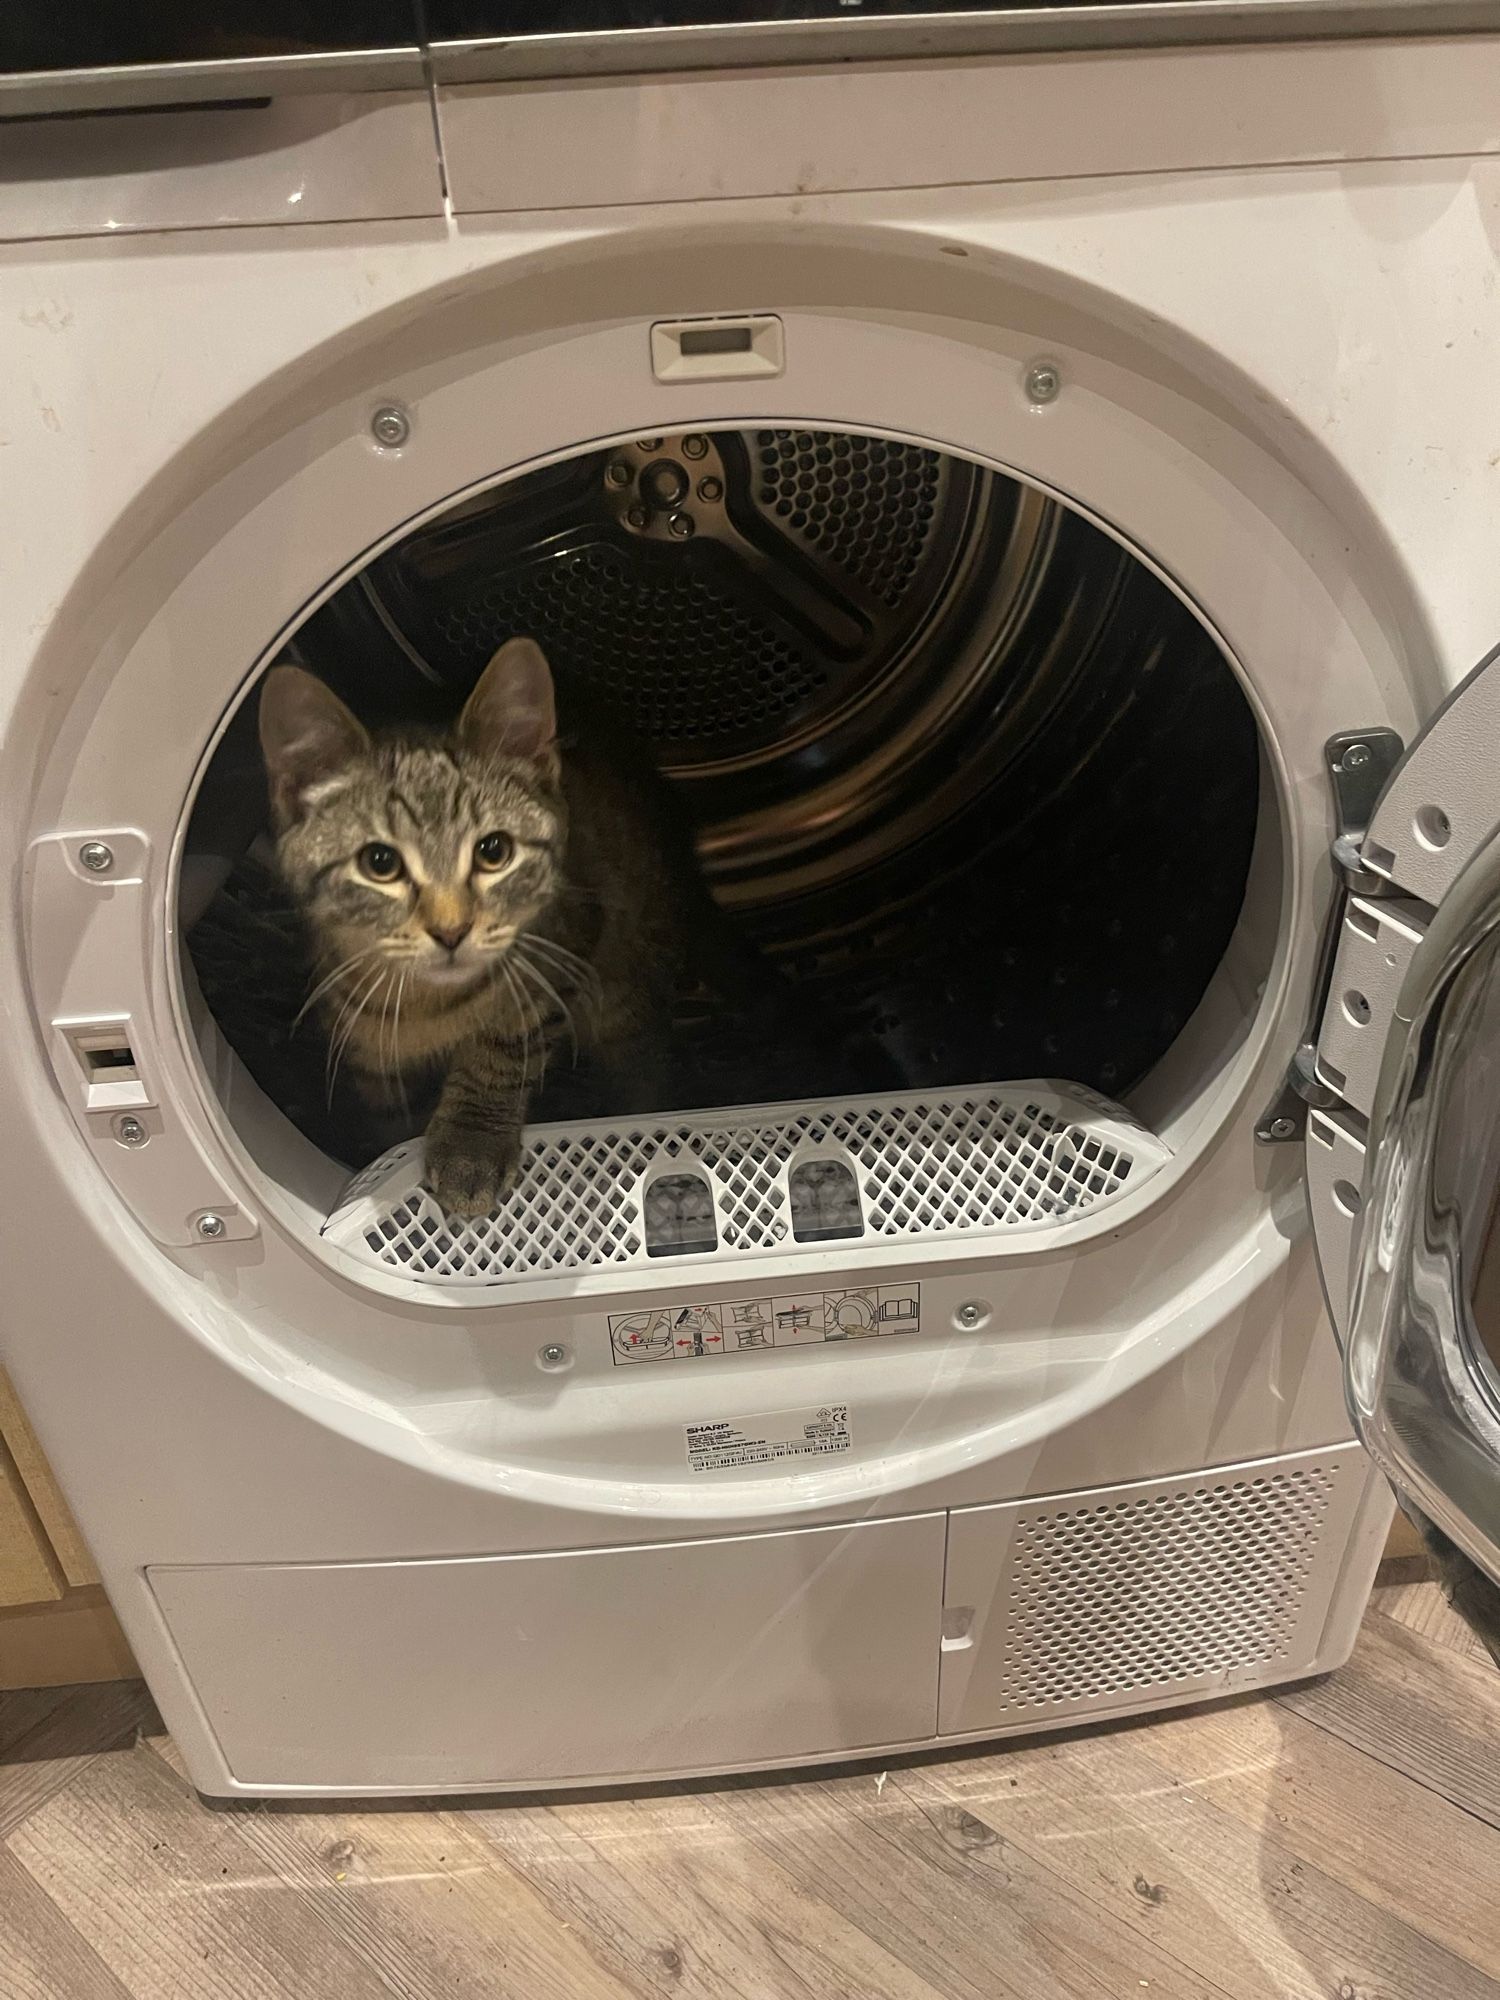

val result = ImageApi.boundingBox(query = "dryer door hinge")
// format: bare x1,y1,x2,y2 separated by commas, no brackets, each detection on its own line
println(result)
1255,727,1405,1144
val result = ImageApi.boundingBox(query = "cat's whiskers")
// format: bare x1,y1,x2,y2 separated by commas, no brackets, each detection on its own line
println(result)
494,956,540,1036
495,959,543,1096
376,969,399,1080
322,965,376,1092
511,946,579,1067
521,930,601,992
325,963,388,1105
392,970,414,1116
325,965,382,1096
294,946,380,1030
519,933,602,1031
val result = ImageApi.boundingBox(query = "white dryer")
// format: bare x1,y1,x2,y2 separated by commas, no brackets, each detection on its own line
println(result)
3,6,1500,1798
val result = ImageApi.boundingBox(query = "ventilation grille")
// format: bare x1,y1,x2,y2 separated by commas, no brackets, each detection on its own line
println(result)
432,544,822,746
991,1464,1345,1717
754,431,942,607
321,1081,1171,1290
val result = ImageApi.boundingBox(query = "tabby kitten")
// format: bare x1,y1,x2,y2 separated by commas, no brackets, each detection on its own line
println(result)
259,638,686,1216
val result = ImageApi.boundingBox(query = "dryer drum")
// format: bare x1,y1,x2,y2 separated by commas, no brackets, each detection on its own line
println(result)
183,428,1261,1182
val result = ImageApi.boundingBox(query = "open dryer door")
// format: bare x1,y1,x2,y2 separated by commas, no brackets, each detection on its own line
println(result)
1308,642,1500,1603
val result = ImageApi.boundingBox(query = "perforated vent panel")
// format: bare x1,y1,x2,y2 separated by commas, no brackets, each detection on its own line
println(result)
431,545,820,746
939,1449,1370,1737
755,431,942,606
321,1081,1170,1290
1005,1470,1335,1704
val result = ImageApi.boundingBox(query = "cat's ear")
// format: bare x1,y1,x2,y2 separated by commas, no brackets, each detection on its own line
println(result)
258,665,369,824
459,637,558,766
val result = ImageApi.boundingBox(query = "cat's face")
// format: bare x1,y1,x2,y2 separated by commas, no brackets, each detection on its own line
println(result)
259,639,565,1001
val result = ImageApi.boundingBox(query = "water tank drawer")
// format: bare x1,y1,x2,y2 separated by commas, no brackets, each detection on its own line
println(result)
149,1512,944,1792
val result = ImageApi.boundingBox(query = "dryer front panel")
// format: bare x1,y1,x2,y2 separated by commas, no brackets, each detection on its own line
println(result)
148,1512,947,1791
4,244,1424,1573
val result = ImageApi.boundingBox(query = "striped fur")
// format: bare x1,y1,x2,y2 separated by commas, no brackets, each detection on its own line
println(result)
260,638,685,1215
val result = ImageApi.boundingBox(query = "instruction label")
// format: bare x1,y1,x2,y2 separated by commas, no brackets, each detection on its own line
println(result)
686,1404,852,1473
609,1284,919,1366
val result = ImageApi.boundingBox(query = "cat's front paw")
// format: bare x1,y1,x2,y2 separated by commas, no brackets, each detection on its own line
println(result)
426,1132,522,1219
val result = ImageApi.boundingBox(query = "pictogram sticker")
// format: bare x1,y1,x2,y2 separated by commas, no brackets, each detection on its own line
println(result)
609,1285,919,1365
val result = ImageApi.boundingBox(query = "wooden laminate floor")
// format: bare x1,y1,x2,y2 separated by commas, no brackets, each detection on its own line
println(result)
2,1567,1497,2000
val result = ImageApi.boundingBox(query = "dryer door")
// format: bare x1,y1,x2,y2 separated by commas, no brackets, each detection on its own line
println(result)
1308,641,1500,1591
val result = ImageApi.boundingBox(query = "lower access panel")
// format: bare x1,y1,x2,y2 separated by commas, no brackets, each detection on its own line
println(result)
149,1512,945,1792
938,1444,1372,1737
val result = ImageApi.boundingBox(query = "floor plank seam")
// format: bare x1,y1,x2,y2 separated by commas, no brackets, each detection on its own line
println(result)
129,1744,455,2000
873,1769,1244,2000
462,1806,700,2000
0,1748,107,1843
0,1845,137,2000
1268,1689,1500,1836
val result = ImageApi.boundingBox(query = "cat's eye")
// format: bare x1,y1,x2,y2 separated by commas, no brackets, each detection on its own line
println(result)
357,842,405,883
473,832,515,872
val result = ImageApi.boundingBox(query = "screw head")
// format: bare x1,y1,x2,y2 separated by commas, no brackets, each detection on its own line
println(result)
1024,360,1062,405
113,1114,148,1148
1343,741,1372,770
1266,1116,1297,1140
681,434,709,459
195,1212,226,1240
955,1299,989,1329
606,460,632,487
642,459,690,509
697,475,724,502
539,1342,569,1369
370,404,410,448
667,512,695,540
78,841,114,874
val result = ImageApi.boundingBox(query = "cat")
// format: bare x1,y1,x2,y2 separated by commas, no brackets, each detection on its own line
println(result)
259,637,693,1217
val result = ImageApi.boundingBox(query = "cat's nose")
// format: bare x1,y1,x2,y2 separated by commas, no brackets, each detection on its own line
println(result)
426,921,472,952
